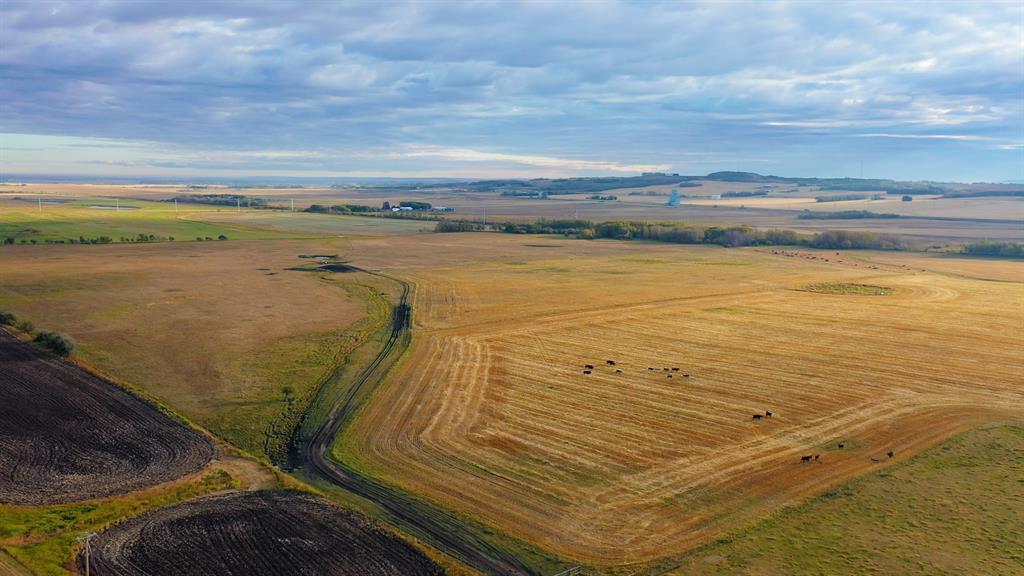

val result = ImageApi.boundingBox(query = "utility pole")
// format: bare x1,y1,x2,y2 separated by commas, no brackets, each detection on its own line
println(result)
37,197,41,212
175,198,179,214
482,206,486,228
77,532,97,576
237,198,241,213
115,198,119,212
290,198,294,212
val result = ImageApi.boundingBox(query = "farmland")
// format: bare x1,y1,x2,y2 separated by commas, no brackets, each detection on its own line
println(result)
82,491,442,576
0,239,384,461
5,180,1021,245
1,194,1021,574
668,425,1024,575
0,330,214,504
0,196,431,245
337,233,1024,567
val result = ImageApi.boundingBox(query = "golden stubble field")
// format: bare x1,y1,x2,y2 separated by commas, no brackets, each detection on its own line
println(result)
338,233,1024,567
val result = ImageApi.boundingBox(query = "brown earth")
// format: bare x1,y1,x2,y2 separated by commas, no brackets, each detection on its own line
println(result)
0,330,215,505
80,490,443,576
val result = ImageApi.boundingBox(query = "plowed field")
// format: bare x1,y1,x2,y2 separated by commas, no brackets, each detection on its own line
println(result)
81,490,442,576
0,330,214,505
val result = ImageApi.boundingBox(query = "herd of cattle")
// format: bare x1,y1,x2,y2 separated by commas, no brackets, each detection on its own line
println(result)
581,358,895,464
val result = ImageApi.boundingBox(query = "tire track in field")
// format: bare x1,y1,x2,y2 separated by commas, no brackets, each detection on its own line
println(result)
289,268,538,576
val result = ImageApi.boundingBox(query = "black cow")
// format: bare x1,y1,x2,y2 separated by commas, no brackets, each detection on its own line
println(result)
765,410,773,417
837,443,845,449
585,364,594,369
606,360,616,365
801,455,813,462
887,450,894,458
583,370,591,375
752,414,763,420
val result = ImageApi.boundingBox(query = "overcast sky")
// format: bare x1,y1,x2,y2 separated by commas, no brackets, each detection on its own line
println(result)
1,0,1021,181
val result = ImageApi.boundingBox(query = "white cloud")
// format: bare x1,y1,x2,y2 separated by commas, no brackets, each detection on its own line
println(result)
397,147,671,173
855,133,991,141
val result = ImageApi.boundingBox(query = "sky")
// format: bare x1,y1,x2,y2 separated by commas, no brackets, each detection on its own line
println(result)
0,0,1021,182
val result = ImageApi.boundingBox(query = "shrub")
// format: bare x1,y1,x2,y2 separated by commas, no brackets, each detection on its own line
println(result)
218,234,228,240
902,195,913,202
435,220,484,233
16,320,35,334
34,330,76,356
810,230,904,250
0,309,16,325
962,240,1024,259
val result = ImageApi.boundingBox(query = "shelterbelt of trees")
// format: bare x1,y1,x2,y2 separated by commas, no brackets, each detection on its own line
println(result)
436,218,1024,257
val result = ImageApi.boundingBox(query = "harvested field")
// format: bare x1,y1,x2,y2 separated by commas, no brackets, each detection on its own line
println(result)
0,330,214,505
338,235,1024,566
668,425,1024,575
798,282,894,295
81,490,443,576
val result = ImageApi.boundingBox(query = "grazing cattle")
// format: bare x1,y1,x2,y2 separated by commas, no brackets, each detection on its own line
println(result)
887,450,894,458
606,360,616,365
583,370,591,375
765,410,773,417
663,368,670,371
814,454,820,461
615,369,622,373
671,367,679,371
584,364,594,369
648,367,654,371
801,455,813,462
837,443,845,448
667,375,673,378
752,414,763,420
683,374,690,378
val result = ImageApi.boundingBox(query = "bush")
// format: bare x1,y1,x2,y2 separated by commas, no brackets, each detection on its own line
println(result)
16,320,35,334
798,210,900,220
399,201,432,210
218,235,228,240
962,240,1024,259
434,220,484,233
0,309,15,325
810,230,904,250
34,330,76,356
902,195,913,202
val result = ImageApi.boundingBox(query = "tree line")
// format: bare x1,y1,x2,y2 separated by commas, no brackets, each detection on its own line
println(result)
436,218,909,250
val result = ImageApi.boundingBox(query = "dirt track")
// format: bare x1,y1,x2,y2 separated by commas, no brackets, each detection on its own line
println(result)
291,268,536,575
0,330,215,504
80,490,442,576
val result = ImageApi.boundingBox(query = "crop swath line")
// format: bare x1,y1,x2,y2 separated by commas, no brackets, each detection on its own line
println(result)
289,267,547,575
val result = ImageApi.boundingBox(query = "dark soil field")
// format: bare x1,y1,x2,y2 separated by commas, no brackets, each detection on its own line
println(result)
0,330,215,504
81,490,444,576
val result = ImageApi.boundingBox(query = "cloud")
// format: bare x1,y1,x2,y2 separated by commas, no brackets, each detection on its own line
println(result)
397,147,670,173
856,133,992,141
0,0,1020,180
